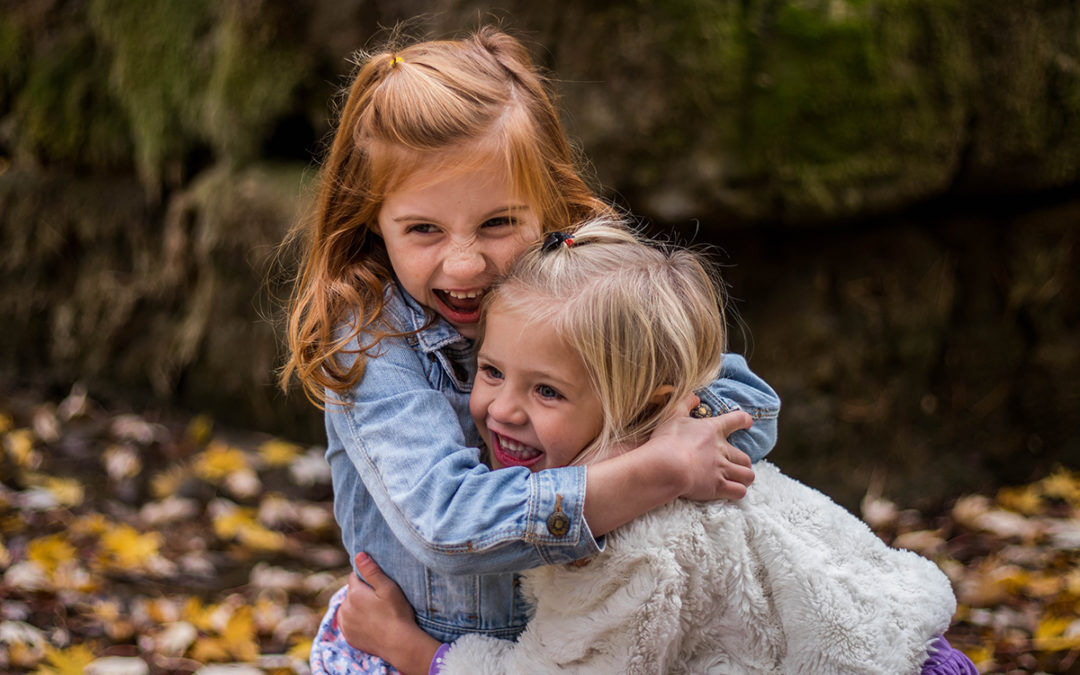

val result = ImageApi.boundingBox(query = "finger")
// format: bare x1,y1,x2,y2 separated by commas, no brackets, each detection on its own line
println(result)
354,552,392,593
715,410,753,437
720,441,752,468
723,462,755,487
717,479,748,500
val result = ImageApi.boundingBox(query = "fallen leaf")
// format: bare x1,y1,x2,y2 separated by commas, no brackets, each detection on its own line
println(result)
194,442,250,484
99,524,163,573
27,534,76,576
258,439,303,467
186,414,214,446
32,643,96,675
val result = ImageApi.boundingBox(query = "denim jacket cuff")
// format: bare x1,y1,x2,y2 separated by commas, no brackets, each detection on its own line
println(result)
527,466,604,563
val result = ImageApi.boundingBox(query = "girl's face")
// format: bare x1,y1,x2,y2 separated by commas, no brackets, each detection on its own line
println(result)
470,301,605,472
375,159,542,339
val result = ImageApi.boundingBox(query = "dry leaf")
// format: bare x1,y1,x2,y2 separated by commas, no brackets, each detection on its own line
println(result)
33,643,96,675
258,439,303,467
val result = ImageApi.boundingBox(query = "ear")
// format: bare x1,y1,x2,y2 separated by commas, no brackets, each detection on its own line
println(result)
647,385,674,406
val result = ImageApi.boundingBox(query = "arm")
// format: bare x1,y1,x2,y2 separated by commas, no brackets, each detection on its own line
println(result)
328,332,601,573
332,333,773,573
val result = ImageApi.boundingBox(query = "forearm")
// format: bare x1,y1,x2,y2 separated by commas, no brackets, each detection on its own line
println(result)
583,444,684,536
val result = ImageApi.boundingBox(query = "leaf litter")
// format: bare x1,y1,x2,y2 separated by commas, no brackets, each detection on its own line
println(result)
1,384,1077,674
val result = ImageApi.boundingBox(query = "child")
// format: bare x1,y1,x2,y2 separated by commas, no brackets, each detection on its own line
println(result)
281,27,781,673
337,220,976,674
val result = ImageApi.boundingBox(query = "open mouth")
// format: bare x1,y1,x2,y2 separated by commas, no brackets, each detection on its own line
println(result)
491,431,543,469
433,288,486,325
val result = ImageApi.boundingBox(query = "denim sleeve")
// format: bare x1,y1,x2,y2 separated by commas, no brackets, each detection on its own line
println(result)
327,333,602,575
696,353,781,463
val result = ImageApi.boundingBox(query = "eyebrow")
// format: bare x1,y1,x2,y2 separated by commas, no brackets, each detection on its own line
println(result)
392,204,531,223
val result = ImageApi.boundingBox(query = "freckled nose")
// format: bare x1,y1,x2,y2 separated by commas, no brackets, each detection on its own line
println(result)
444,243,486,279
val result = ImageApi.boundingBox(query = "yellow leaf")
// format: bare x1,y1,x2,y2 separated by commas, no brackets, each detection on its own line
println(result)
70,513,112,537
258,438,303,467
961,644,994,668
42,476,84,508
212,507,285,551
190,635,230,663
1033,614,1080,652
1039,467,1080,505
183,597,217,633
33,643,96,675
222,605,260,661
194,442,250,484
996,484,1043,515
4,428,40,469
27,534,76,576
150,465,189,499
186,414,214,446
99,524,162,572
286,636,312,661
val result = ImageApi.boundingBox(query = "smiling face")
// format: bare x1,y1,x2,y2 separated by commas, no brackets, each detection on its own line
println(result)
469,300,605,471
375,157,543,339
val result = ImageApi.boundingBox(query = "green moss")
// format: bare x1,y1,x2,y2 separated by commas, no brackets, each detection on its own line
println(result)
733,0,973,215
203,2,311,164
88,0,214,189
13,27,132,168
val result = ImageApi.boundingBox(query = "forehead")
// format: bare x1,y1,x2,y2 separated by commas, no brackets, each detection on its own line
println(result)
481,303,582,374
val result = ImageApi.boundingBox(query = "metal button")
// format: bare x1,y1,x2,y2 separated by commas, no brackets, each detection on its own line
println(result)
690,403,713,418
546,494,570,536
547,511,570,537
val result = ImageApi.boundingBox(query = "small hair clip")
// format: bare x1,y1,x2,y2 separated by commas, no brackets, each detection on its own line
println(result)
389,55,403,68
541,231,575,253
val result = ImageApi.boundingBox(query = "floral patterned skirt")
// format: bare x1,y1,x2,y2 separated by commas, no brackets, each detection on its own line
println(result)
310,585,402,675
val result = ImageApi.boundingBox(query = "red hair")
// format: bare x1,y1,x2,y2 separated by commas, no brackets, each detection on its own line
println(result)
281,27,612,406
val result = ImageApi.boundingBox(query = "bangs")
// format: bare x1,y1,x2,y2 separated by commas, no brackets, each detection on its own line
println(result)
366,102,555,222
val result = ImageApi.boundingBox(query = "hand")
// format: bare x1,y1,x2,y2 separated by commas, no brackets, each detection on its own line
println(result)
338,553,442,675
651,394,755,501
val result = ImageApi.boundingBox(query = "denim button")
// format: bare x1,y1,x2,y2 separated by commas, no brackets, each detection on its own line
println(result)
546,494,570,536
690,403,713,418
546,511,570,537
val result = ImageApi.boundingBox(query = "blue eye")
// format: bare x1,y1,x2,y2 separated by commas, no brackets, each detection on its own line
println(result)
406,223,439,234
536,384,562,400
482,216,514,228
481,365,504,380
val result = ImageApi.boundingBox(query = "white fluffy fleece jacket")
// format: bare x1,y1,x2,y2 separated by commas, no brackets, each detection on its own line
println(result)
441,462,955,674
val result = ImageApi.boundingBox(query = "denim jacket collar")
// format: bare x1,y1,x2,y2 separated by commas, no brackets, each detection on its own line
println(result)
388,281,475,391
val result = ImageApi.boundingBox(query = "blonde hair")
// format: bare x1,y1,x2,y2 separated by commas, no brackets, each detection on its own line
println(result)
483,218,727,464
282,27,612,405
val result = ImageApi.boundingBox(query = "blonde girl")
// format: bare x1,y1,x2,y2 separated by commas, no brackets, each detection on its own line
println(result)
339,220,974,675
283,27,780,674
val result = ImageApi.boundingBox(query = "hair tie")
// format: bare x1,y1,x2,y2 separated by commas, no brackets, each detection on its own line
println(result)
389,55,403,68
541,231,576,253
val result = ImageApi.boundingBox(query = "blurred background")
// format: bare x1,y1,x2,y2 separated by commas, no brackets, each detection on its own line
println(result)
1,0,1077,509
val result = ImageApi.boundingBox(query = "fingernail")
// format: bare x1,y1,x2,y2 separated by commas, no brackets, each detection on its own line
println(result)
356,552,370,564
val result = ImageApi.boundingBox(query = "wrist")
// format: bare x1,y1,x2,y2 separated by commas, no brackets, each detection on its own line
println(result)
386,627,441,675
636,436,690,497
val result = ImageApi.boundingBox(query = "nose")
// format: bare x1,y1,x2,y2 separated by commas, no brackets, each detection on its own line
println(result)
443,240,487,280
488,387,528,427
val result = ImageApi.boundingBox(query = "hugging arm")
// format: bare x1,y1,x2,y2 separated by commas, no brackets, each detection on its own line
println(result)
330,333,779,574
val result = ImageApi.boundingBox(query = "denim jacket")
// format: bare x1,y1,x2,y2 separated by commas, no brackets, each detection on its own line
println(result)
325,283,780,643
